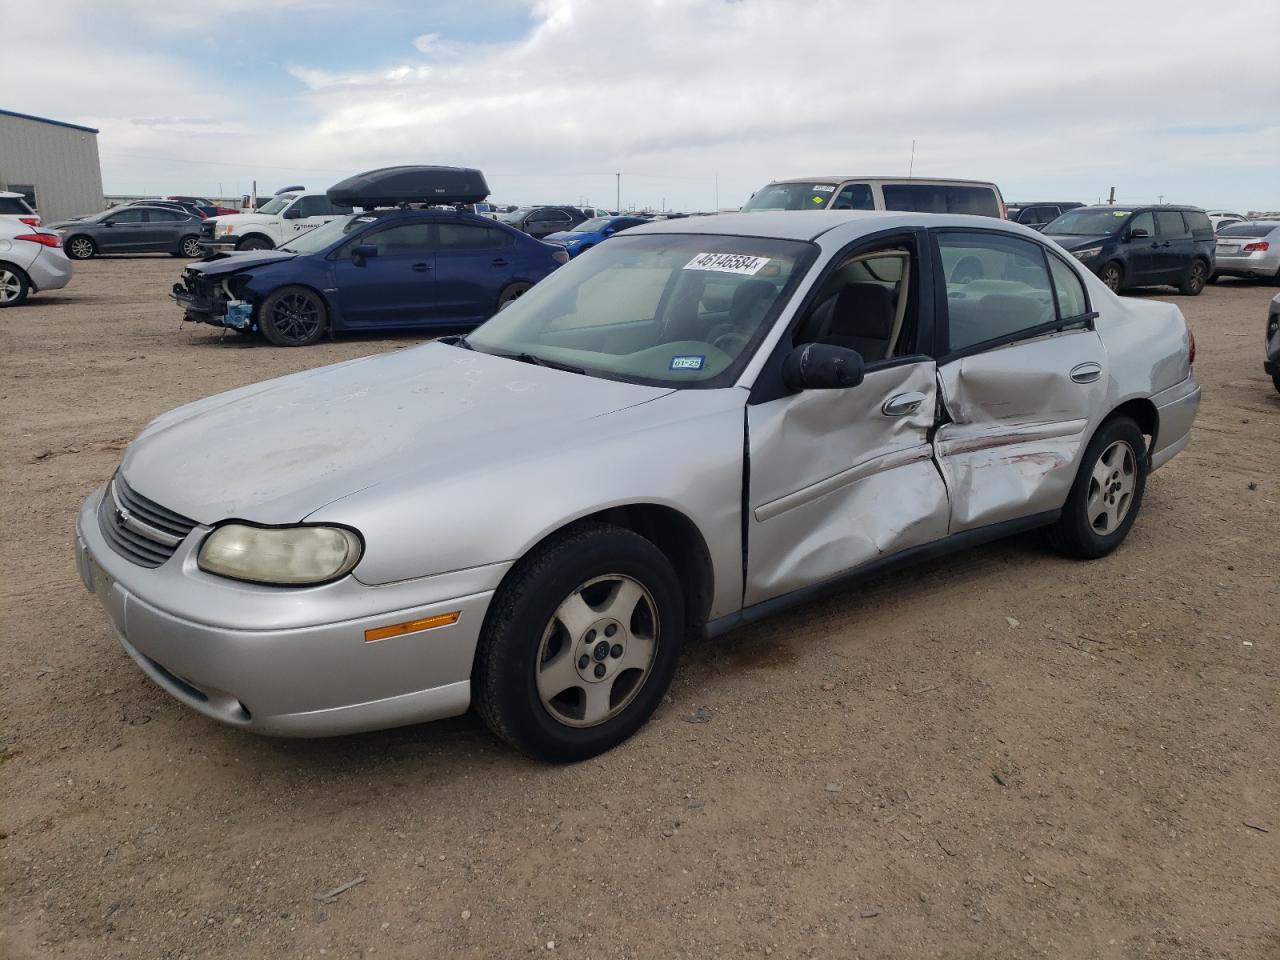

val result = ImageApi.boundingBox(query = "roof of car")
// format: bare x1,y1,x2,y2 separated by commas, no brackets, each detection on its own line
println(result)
769,176,999,187
1073,203,1205,212
625,209,1033,243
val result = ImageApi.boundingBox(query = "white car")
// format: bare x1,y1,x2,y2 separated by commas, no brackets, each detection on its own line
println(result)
0,190,41,227
200,192,352,252
1208,210,1249,232
0,220,72,306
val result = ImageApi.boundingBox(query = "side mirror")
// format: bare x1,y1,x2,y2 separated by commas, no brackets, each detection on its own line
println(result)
282,206,302,219
103,220,115,227
352,244,378,261
1128,227,1149,240
782,343,865,392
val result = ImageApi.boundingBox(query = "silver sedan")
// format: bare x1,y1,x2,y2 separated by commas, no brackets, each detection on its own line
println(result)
76,211,1201,760
1213,221,1280,281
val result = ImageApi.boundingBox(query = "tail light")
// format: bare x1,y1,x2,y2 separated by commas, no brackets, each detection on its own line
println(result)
15,233,60,248
1244,241,1270,252
551,248,569,265
1188,329,1196,366
19,216,40,227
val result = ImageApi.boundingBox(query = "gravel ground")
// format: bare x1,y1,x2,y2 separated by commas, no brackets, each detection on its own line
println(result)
1,256,1277,960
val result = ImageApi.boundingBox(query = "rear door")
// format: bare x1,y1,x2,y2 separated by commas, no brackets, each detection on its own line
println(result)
1154,210,1193,282
147,208,188,250
745,230,950,604
1122,211,1160,283
332,221,436,327
433,221,520,323
932,229,1107,531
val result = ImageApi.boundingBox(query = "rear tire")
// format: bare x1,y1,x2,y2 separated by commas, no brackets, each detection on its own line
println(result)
1273,374,1280,395
1046,416,1147,559
65,235,96,260
0,262,31,307
1100,261,1123,292
496,281,532,311
1178,259,1208,296
237,235,273,251
474,522,684,762
258,286,327,347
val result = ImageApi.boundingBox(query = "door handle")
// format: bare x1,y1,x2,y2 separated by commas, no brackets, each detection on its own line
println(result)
411,262,432,272
1070,361,1103,384
881,392,926,417
491,258,509,267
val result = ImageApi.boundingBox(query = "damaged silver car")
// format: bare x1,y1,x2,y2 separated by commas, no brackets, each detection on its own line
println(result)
76,211,1201,761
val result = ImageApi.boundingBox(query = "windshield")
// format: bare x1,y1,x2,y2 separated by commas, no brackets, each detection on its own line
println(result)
278,213,382,254
1044,208,1132,236
741,182,837,211
257,194,297,215
498,207,532,224
465,233,814,387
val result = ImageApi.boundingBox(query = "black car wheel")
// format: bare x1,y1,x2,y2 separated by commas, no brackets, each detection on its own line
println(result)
65,236,96,260
474,521,684,762
1046,416,1147,559
1178,259,1208,296
0,262,31,307
1100,261,1123,292
237,236,273,251
179,236,204,258
258,286,327,347
497,282,532,311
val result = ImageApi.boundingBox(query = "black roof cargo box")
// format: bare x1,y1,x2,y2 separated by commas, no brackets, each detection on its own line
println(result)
326,166,490,208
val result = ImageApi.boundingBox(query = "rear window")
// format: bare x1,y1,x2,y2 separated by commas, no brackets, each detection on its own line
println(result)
881,183,1000,218
0,196,35,215
741,182,839,211
1218,223,1276,238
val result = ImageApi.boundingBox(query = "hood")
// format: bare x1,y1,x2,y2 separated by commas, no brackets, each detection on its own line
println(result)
121,342,671,525
1044,233,1111,251
208,212,272,228
187,249,298,276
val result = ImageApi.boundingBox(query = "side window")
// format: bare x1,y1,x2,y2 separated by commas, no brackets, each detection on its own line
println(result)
149,209,182,222
1047,254,1089,320
1155,211,1189,238
294,196,332,218
831,183,874,211
882,184,1000,217
938,231,1056,352
1128,212,1155,237
361,223,434,256
437,222,511,250
793,241,917,364
109,208,145,223
1184,210,1213,239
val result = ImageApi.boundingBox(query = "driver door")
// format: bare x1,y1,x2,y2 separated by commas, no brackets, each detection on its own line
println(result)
744,232,950,605
332,222,437,327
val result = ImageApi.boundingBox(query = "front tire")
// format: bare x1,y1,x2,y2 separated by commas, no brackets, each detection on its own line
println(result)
1179,259,1208,296
496,281,532,311
1047,416,1148,559
474,522,685,762
258,286,327,347
0,263,31,307
237,235,273,251
65,235,96,260
1099,261,1123,292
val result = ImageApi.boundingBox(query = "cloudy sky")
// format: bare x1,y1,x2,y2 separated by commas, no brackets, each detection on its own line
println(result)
6,0,1279,211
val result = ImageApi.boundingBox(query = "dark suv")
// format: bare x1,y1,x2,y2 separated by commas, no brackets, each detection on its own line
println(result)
498,205,588,239
1043,205,1215,295
1007,201,1083,230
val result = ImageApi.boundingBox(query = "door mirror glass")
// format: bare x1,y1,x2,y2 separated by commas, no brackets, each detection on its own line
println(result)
782,343,865,391
352,244,378,260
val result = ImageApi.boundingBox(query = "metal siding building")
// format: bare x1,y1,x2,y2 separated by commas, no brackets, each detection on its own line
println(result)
0,109,104,223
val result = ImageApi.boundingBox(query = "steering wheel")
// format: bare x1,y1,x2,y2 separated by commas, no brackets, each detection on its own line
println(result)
712,332,750,355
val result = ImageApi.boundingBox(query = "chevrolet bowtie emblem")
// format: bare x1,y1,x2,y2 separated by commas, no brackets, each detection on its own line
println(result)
115,507,131,527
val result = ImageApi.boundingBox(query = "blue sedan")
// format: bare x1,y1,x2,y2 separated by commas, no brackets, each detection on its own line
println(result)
172,208,567,346
543,215,649,258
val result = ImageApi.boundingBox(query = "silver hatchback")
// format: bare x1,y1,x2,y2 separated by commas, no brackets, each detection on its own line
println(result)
76,211,1200,760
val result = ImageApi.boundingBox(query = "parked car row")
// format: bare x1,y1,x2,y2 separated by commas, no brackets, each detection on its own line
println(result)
48,204,206,260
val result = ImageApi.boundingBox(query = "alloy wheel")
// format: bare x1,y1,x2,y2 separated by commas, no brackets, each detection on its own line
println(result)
0,269,21,303
1087,440,1137,534
270,293,322,343
69,238,94,259
1101,264,1121,291
535,574,659,728
182,237,203,257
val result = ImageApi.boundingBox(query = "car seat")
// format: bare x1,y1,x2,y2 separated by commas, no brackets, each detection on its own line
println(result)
818,282,894,361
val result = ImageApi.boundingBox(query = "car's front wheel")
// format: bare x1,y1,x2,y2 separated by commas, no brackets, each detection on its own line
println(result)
1047,415,1148,559
1179,259,1208,296
65,236,96,260
0,262,31,307
237,236,273,251
258,286,328,346
475,522,684,762
1100,261,1123,292
497,281,532,311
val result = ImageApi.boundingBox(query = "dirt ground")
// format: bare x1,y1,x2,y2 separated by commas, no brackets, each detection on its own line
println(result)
1,255,1277,960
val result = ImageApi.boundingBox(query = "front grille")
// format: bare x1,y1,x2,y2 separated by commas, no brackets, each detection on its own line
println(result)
97,474,198,568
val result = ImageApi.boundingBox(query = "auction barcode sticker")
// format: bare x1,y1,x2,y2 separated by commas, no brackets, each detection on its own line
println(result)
684,253,771,275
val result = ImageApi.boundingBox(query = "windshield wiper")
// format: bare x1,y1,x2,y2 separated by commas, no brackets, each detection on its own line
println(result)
510,351,585,375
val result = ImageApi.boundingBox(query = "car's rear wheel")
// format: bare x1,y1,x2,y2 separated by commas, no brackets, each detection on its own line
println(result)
496,281,531,311
258,286,327,347
237,236,273,251
1179,259,1208,296
1100,261,1123,292
65,236,96,260
179,235,204,258
475,521,684,762
0,262,31,307
1047,416,1147,559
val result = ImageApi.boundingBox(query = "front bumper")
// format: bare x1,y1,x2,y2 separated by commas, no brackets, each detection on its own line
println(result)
76,484,502,737
200,239,238,253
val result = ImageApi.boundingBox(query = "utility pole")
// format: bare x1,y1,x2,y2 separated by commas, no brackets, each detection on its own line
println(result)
714,172,719,211
908,139,916,178
1108,186,1116,205
615,173,620,214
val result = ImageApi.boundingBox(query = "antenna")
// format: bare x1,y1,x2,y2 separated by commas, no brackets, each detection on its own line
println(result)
908,140,916,178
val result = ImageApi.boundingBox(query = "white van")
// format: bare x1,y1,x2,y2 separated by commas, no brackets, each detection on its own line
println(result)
741,177,1006,218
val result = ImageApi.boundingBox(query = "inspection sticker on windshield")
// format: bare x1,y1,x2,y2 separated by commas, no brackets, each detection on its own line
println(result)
669,355,705,371
684,252,771,276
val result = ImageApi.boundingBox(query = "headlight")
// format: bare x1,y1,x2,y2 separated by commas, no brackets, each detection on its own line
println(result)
198,524,362,585
216,223,235,236
1071,245,1103,261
